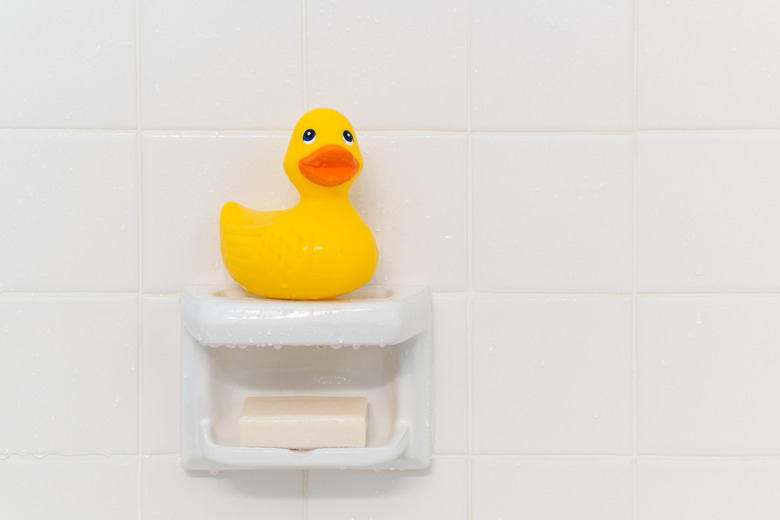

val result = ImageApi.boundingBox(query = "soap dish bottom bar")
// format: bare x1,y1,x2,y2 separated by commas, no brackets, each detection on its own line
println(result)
238,396,367,450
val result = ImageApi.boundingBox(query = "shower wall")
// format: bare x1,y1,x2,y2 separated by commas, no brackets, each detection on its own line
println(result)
2,0,780,518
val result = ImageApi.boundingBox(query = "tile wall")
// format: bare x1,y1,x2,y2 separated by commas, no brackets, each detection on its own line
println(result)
2,0,780,518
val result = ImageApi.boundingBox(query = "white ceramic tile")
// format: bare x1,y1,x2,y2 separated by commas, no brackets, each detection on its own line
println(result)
0,458,137,519
473,135,633,293
637,296,780,455
140,0,303,129
472,297,632,455
473,458,633,520
353,136,469,291
0,0,135,128
0,132,138,292
432,294,468,454
142,295,180,455
142,455,302,519
638,459,780,520
471,0,633,131
307,457,468,520
638,133,780,292
0,296,138,455
638,1,780,129
306,0,468,131
141,134,295,293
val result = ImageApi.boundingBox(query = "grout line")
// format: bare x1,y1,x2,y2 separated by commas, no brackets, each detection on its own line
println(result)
626,127,780,134
6,127,780,137
0,454,145,462
301,0,308,114
469,454,636,460
0,128,139,135
466,0,474,518
0,291,143,298
134,0,145,517
0,128,632,136
6,290,780,299
4,290,780,299
301,3,308,518
5,451,780,461
469,292,635,299
8,126,780,135
467,291,780,298
469,453,780,460
631,0,640,518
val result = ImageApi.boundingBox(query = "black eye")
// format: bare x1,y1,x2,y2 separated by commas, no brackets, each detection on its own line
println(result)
343,130,354,145
303,129,316,144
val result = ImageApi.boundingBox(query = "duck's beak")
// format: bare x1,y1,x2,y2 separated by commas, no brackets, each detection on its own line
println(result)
298,145,359,187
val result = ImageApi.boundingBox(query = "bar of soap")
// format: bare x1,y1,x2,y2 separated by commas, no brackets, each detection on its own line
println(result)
238,396,367,450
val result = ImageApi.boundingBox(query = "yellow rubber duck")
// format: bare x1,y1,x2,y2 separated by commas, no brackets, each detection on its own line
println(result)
220,108,378,300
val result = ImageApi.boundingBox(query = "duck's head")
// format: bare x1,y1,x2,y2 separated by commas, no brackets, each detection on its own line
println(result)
283,108,364,197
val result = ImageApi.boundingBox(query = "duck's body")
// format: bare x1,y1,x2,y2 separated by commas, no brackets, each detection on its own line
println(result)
220,108,378,300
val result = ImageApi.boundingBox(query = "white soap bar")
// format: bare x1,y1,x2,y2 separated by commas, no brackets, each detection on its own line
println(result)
238,396,367,450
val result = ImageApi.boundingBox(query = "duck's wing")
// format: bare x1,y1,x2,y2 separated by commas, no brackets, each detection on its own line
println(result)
220,202,284,259
220,202,303,290
220,202,282,232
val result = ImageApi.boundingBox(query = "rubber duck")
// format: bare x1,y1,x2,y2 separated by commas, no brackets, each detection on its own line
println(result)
220,108,378,300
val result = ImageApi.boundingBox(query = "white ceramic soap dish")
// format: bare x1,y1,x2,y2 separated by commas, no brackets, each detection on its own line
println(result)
180,285,432,471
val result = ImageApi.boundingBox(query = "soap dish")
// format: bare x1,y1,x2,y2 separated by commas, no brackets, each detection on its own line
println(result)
179,285,432,471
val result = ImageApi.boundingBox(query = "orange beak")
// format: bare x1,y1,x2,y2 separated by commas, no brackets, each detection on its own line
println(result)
298,145,360,187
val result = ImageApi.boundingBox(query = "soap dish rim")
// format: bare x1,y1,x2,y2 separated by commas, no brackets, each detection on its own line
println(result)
198,419,410,469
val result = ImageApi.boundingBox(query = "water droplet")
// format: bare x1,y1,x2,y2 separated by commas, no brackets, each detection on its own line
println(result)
313,374,348,385
695,312,703,326
592,408,601,419
539,358,547,367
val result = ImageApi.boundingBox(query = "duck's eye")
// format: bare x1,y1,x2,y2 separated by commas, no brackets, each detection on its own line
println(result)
303,129,316,144
343,130,354,145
